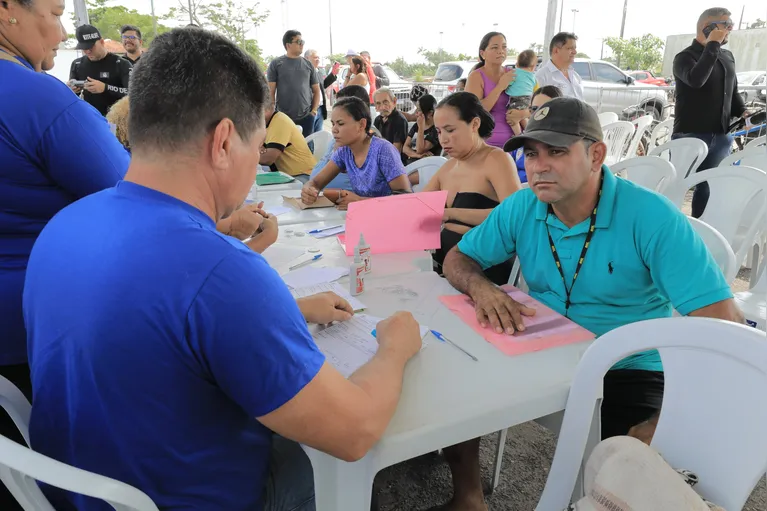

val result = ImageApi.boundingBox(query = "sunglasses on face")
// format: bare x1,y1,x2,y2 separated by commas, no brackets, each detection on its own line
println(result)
122,35,138,40
711,20,734,29
292,39,305,45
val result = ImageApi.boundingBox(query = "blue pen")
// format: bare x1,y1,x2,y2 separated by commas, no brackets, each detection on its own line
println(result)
431,330,478,361
289,254,322,270
307,225,344,234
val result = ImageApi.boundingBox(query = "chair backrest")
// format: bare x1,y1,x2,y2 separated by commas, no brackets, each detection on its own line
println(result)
610,156,676,194
0,375,31,446
597,112,619,126
647,118,673,149
687,217,737,283
746,135,766,149
623,115,654,160
304,130,332,158
295,124,303,135
537,317,767,511
651,138,709,204
0,435,159,511
405,156,447,192
719,144,766,167
601,121,635,166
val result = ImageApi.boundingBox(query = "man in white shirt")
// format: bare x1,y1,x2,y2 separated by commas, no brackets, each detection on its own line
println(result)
536,31,584,100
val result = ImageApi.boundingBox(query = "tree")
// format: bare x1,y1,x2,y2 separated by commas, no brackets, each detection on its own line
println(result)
166,0,269,68
325,53,347,66
575,52,590,58
529,42,545,55
749,18,766,29
78,0,171,45
605,33,664,71
417,47,458,67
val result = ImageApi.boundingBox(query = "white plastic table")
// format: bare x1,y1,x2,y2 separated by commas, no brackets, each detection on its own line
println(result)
261,220,433,280
301,271,594,510
255,190,347,226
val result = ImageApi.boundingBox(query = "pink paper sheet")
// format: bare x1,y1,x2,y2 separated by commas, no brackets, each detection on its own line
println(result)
439,285,595,356
343,191,448,255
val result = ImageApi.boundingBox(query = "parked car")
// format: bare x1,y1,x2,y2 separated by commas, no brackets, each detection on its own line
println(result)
628,70,670,86
737,71,766,104
331,64,411,108
430,57,543,103
571,59,669,120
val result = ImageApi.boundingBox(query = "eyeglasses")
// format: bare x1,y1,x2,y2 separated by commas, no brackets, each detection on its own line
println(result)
711,20,734,29
121,35,139,40
292,39,305,45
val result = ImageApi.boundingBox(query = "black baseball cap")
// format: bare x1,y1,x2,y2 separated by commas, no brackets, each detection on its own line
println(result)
75,24,102,50
503,97,603,152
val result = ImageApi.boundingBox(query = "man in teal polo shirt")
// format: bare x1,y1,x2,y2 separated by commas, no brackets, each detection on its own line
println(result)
436,97,744,511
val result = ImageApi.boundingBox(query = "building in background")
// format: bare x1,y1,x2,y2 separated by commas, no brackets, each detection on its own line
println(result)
662,28,767,76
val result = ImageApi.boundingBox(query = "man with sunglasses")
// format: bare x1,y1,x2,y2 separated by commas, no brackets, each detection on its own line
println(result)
672,7,747,218
120,25,144,65
267,30,321,138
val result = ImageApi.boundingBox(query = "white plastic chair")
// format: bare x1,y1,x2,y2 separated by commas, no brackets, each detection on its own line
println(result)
305,130,332,158
734,262,766,331
623,115,654,160
647,118,673,150
688,217,737,283
601,121,635,166
650,138,709,205
720,144,767,168
0,375,31,446
0,434,159,511
405,156,447,192
597,112,618,126
746,135,766,149
610,156,676,194
536,317,767,511
296,124,303,135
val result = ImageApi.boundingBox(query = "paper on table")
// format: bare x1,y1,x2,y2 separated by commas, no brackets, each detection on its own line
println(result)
261,244,306,269
344,191,448,255
267,205,292,216
281,266,349,289
290,282,366,311
439,285,595,356
283,195,335,210
309,225,345,238
313,313,428,378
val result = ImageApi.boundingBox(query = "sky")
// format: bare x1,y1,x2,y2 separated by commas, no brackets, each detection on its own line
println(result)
63,0,767,64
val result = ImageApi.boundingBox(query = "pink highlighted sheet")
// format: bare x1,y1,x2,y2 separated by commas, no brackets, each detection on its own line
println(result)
344,191,448,255
439,285,595,356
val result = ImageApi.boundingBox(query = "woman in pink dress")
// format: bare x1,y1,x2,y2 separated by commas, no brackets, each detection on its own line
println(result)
465,32,520,148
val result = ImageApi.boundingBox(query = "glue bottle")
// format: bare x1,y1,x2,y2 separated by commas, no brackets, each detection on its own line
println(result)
357,233,372,274
350,247,365,296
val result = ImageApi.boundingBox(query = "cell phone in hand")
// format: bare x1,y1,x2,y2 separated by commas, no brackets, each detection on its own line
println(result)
72,80,86,87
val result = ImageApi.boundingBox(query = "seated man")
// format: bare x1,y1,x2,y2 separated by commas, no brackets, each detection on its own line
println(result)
24,28,423,511
260,104,318,182
308,85,371,191
439,97,743,511
373,88,408,152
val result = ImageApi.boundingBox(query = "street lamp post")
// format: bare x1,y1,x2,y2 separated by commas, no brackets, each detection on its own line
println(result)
150,0,158,38
187,0,193,25
328,0,333,55
571,8,579,33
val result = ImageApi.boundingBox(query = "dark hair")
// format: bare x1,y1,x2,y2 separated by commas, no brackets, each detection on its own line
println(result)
532,85,563,100
517,49,537,69
436,92,495,139
120,25,142,40
549,32,577,55
337,84,370,104
332,97,373,136
351,56,367,74
457,78,467,87
282,30,301,50
472,31,505,71
128,28,269,153
418,94,437,116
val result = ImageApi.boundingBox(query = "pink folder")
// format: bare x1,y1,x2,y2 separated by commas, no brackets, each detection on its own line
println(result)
439,285,595,356
343,191,448,256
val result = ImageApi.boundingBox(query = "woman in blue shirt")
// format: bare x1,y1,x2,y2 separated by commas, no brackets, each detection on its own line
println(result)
0,0,129,466
301,97,411,210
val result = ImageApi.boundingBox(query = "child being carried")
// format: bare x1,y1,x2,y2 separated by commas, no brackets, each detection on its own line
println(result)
506,49,538,110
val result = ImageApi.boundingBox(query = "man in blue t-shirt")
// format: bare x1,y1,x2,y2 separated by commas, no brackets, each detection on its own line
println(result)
24,28,422,511
436,98,744,511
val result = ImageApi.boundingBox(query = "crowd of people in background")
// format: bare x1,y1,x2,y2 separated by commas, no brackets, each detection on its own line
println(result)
0,2,757,510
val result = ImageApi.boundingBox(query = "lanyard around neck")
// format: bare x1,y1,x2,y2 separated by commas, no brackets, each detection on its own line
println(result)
545,171,605,316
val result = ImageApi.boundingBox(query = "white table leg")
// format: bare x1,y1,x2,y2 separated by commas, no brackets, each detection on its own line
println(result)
570,399,601,503
491,428,508,491
305,452,375,511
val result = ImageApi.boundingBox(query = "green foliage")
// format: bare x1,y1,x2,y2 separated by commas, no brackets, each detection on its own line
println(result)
575,52,590,58
79,0,171,45
529,42,545,55
749,18,766,29
605,34,664,72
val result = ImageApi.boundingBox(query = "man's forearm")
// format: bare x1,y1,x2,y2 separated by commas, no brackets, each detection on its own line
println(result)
245,229,278,254
443,247,493,297
312,89,321,112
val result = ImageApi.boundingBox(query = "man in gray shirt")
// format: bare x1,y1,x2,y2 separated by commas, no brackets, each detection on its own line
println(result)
267,30,321,138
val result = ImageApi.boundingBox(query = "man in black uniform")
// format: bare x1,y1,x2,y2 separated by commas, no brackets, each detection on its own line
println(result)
672,7,750,218
69,25,132,116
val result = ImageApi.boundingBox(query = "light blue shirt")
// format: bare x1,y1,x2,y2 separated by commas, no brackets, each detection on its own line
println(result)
309,141,352,190
505,68,537,98
457,168,732,372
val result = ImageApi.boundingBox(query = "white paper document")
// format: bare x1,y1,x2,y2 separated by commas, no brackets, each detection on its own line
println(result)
261,244,306,269
281,266,349,289
290,282,367,311
267,206,292,216
313,314,429,378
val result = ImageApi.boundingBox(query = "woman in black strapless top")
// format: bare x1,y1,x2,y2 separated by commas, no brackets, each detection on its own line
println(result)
424,93,523,286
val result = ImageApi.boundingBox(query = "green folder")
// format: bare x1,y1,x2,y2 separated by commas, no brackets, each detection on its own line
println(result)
256,173,295,186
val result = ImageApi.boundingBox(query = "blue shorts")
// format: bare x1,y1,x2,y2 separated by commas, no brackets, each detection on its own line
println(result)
264,436,315,511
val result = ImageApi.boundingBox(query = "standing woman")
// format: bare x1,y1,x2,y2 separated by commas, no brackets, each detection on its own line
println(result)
465,32,518,148
343,56,370,95
0,1,129,495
